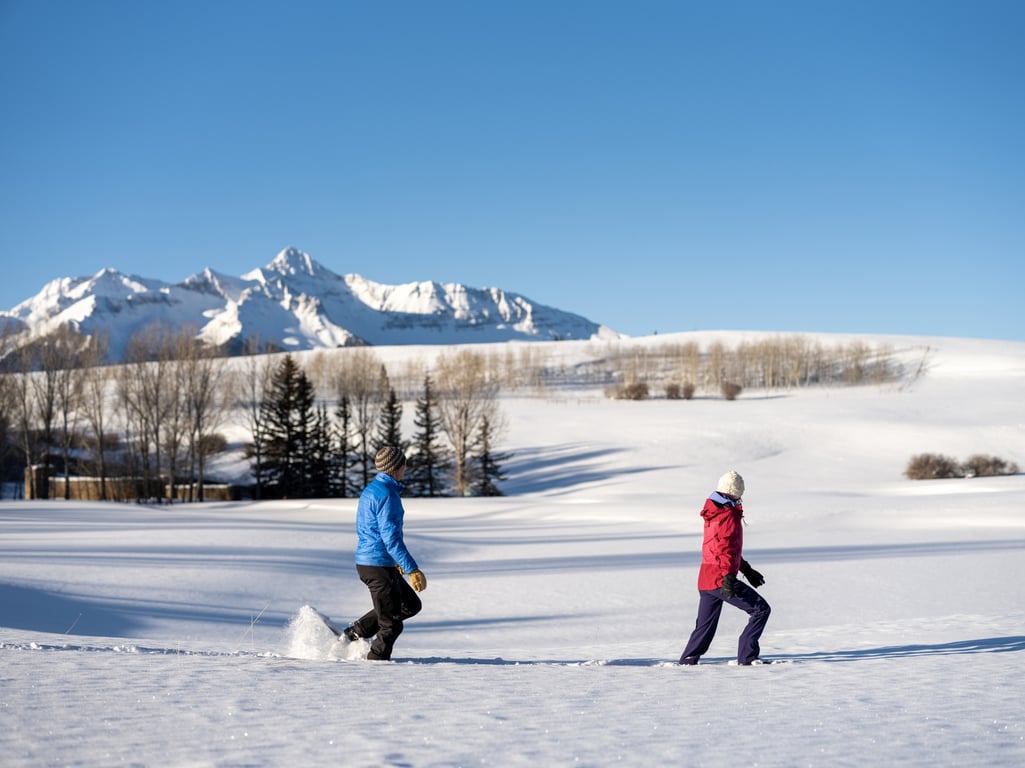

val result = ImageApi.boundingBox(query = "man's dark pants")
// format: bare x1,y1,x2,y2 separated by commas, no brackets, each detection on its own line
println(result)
352,564,423,661
679,581,771,664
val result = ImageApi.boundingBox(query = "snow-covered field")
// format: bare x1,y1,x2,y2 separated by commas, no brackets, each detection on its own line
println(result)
2,332,1024,767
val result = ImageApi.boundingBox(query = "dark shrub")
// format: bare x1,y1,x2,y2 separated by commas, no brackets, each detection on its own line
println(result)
682,382,695,400
665,383,681,400
962,454,1020,478
622,381,649,401
721,382,742,401
905,453,965,480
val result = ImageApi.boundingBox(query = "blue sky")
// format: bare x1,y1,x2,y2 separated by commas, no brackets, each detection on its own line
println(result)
2,0,1023,340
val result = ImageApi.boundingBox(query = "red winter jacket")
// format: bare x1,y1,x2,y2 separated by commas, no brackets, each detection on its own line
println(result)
696,495,744,590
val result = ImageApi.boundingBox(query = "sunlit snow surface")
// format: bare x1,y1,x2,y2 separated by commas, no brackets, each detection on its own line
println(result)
2,333,1024,766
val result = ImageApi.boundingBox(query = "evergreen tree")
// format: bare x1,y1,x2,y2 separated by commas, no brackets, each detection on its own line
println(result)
334,394,360,497
470,415,509,497
258,355,319,498
305,405,336,497
405,373,453,497
372,387,407,455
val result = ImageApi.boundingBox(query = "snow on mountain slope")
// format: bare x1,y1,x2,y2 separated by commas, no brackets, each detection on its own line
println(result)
1,247,618,359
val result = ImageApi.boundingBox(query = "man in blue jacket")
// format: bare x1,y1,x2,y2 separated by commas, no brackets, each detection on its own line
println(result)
344,446,427,661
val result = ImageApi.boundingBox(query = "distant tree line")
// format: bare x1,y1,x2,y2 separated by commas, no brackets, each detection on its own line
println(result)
1,325,915,500
0,323,235,501
329,335,914,399
0,324,508,501
596,337,911,400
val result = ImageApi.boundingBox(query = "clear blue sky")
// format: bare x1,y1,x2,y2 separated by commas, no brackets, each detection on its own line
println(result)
2,1,1023,340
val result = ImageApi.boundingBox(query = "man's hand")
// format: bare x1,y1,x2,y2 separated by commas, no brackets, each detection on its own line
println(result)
409,570,427,592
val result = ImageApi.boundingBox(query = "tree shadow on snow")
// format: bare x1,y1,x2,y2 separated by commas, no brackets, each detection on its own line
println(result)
399,657,668,666
400,636,1025,667
0,582,145,636
0,581,294,638
772,635,1025,664
503,443,667,494
755,538,1025,563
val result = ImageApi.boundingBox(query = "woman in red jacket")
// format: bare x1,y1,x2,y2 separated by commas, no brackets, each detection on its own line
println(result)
679,470,771,665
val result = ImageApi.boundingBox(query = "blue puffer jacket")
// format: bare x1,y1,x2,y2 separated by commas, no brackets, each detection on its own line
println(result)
354,473,419,574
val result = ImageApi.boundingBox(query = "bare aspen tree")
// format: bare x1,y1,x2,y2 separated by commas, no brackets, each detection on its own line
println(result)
0,375,12,495
843,342,870,385
0,327,17,495
80,334,114,500
11,342,41,496
119,326,173,500
334,348,388,488
181,334,229,501
395,356,428,400
50,325,88,499
782,336,808,389
872,344,896,386
117,348,146,497
30,335,61,480
161,330,198,502
673,342,700,395
305,351,331,394
434,348,500,496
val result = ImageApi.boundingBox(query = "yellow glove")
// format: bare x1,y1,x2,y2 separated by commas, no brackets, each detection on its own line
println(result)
396,565,404,575
409,570,427,592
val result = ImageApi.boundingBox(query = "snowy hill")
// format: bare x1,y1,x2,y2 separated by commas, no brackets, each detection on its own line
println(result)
1,247,618,360
2,333,1024,766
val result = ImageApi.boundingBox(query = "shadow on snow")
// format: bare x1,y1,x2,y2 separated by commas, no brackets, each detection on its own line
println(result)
403,636,1025,666
0,582,293,637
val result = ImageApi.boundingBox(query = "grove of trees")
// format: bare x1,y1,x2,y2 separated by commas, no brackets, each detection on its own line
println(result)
1,324,916,502
0,323,510,501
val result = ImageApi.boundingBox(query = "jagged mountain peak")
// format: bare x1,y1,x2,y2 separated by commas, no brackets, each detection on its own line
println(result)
268,246,321,276
2,248,620,360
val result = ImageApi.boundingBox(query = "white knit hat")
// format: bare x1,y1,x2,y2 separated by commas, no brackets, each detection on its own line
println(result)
716,470,745,499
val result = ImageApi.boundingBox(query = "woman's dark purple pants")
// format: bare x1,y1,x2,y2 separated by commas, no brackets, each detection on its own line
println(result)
679,582,771,665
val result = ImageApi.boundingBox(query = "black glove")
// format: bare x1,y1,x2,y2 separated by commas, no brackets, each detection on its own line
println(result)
740,559,765,588
721,573,738,598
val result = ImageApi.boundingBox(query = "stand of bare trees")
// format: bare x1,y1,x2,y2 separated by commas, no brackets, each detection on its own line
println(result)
115,326,232,501
594,336,906,399
2,323,232,501
1,325,912,501
434,349,501,496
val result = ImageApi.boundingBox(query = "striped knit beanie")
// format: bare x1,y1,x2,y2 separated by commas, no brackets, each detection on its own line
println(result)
375,446,406,476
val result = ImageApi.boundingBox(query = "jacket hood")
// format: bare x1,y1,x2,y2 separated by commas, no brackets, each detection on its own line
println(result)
701,493,743,522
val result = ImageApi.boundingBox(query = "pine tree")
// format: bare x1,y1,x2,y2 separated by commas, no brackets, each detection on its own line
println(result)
405,373,453,497
470,415,509,497
334,394,360,497
257,355,319,499
305,405,336,497
372,387,407,456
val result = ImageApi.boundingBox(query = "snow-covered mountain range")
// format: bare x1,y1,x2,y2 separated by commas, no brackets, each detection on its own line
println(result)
1,247,618,360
